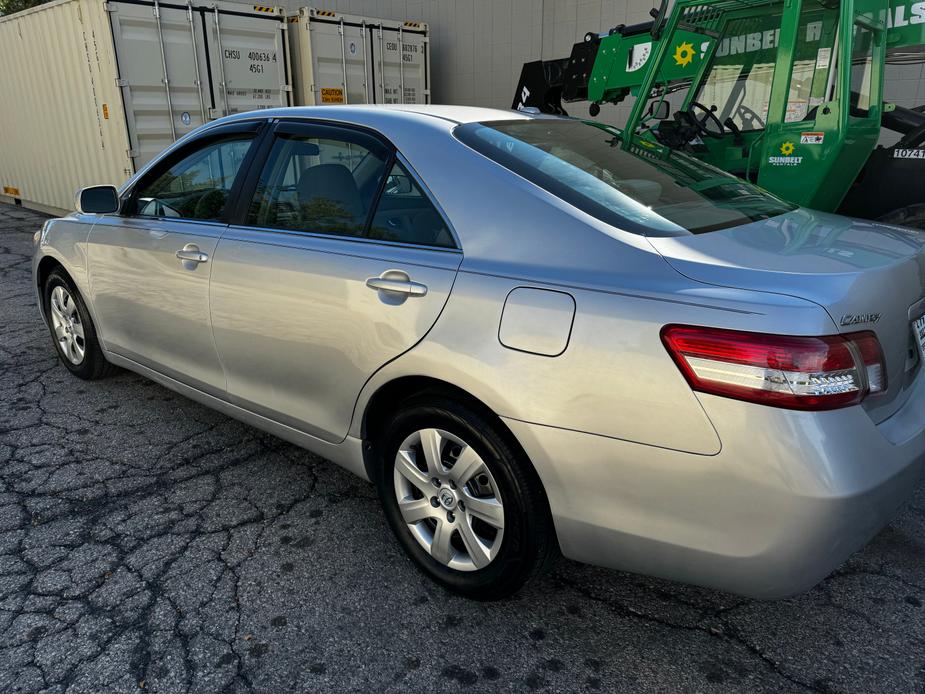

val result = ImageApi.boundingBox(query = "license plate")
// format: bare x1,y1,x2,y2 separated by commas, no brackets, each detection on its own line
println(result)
915,314,925,359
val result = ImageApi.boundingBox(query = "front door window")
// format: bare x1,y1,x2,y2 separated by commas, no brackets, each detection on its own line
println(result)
132,135,255,220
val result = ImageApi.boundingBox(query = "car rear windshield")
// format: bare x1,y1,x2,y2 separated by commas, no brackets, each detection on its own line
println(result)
454,119,795,236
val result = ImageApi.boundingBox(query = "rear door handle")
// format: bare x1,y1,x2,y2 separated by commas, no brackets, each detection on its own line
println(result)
176,244,209,263
366,273,427,297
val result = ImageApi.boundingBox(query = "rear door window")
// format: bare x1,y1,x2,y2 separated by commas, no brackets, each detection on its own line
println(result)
246,124,390,237
367,161,455,248
244,122,456,248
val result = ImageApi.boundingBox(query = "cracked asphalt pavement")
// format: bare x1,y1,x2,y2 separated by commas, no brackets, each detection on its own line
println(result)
2,202,925,693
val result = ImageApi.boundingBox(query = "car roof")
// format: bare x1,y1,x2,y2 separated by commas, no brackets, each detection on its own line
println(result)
220,104,537,128
364,104,534,124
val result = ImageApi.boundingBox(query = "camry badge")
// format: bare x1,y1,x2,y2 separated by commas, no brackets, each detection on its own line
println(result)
840,313,881,326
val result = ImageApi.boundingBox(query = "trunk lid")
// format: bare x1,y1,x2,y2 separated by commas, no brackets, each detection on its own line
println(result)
648,209,925,422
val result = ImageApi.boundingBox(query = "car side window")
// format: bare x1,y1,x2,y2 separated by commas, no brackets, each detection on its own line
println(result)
132,135,255,221
367,161,455,248
246,129,390,237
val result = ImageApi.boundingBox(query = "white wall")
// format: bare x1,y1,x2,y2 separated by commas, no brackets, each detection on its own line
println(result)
882,60,925,146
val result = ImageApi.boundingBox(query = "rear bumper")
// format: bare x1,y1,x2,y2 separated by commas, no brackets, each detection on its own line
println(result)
504,376,925,599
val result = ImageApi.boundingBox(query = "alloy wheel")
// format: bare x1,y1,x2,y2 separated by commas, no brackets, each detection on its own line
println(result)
393,428,505,571
49,285,85,365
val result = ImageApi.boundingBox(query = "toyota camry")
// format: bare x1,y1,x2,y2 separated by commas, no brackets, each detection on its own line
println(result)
32,105,925,599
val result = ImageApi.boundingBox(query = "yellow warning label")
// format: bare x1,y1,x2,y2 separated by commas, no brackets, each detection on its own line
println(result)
252,5,276,13
3,186,21,197
403,21,423,28
321,88,344,104
102,103,109,120
315,9,336,16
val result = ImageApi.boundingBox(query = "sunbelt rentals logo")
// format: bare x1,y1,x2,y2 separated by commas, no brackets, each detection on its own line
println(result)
673,42,695,67
768,141,802,166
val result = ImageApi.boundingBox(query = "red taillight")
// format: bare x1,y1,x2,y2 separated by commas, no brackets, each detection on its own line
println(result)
661,325,886,411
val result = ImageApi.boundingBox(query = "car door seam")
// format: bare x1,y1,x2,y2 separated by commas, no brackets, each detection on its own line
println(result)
207,227,231,394
342,253,465,445
83,217,109,349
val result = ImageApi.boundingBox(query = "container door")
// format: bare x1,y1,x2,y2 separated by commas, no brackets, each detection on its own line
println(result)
108,0,211,169
371,23,429,104
305,15,371,104
203,5,291,117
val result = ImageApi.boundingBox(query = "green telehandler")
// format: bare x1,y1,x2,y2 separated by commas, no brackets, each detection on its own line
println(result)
513,0,925,228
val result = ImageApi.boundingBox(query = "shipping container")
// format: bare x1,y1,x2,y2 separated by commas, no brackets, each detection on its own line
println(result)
0,0,291,214
287,7,429,107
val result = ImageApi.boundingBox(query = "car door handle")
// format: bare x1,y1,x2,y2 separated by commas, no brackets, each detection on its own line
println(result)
176,244,209,263
366,276,428,297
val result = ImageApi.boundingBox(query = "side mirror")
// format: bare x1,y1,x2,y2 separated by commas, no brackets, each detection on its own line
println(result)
386,174,413,195
647,100,670,120
75,185,120,214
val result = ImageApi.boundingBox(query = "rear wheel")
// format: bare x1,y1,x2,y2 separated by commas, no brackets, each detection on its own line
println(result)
375,396,555,599
43,268,115,380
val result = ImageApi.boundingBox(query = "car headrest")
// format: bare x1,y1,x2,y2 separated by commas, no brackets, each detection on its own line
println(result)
297,163,364,219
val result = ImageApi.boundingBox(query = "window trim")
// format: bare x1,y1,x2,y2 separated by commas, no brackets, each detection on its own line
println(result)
229,117,461,252
121,120,267,222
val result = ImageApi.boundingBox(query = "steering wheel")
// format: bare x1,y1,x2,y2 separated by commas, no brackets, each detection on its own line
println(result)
736,104,765,130
687,101,725,139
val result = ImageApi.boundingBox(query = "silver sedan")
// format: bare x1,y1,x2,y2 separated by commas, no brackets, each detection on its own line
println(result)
32,105,925,599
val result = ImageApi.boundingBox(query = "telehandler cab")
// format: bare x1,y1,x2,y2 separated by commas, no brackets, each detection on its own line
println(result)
513,0,925,227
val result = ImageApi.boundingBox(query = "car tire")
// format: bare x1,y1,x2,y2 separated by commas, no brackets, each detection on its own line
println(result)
43,268,116,380
375,396,556,600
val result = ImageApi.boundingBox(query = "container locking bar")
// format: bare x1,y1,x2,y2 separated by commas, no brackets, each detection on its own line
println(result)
187,2,207,124
153,0,177,140
213,6,230,116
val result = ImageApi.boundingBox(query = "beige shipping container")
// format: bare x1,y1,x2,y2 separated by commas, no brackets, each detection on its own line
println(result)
0,0,130,215
288,7,430,107
0,0,291,215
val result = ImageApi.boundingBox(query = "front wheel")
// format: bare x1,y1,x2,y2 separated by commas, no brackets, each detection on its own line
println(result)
375,397,556,600
43,268,116,380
